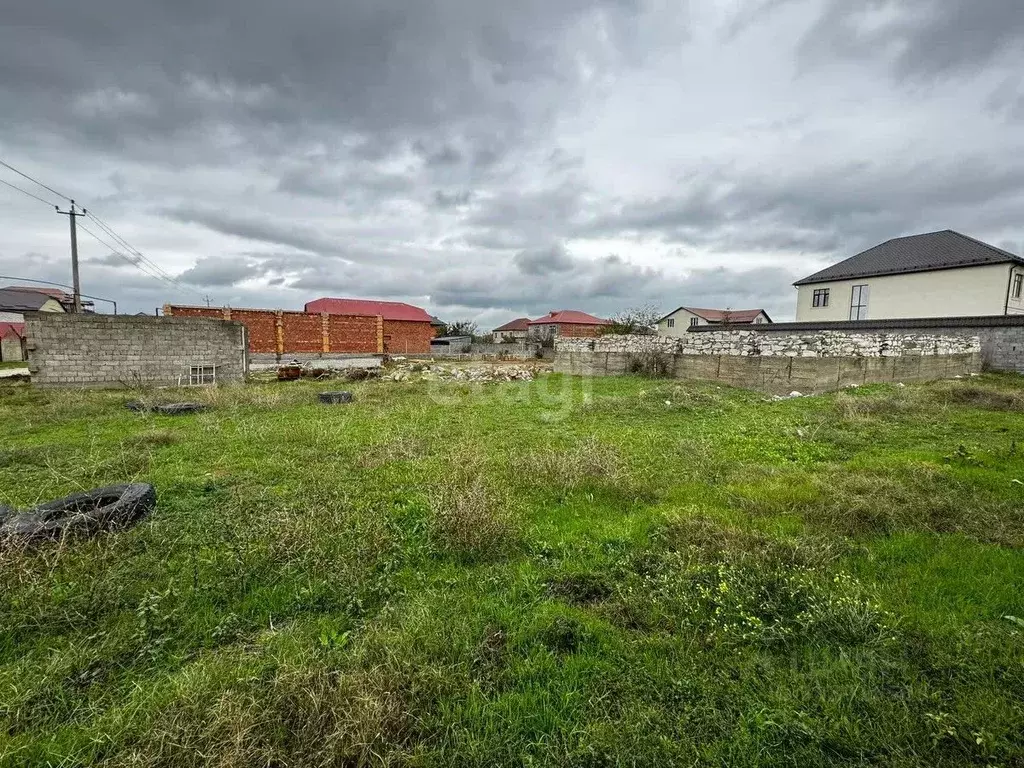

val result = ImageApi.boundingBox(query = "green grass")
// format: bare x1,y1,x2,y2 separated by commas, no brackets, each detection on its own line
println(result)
1,372,1023,767
0,361,28,371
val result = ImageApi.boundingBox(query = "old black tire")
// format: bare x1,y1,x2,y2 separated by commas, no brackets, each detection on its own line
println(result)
153,403,206,415
319,391,354,404
0,483,156,542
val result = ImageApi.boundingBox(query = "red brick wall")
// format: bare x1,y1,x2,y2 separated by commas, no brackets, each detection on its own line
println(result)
167,306,220,319
559,324,606,338
329,314,378,353
164,305,431,355
231,310,279,352
281,311,322,353
382,320,433,353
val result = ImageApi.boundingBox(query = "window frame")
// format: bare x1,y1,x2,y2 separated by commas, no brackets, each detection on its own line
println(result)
189,365,216,386
666,318,675,328
689,317,699,327
849,284,869,321
812,288,830,308
1013,273,1023,300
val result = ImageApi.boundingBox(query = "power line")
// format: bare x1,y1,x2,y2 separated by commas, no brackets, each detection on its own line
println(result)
0,159,72,203
78,222,199,297
0,176,59,207
85,211,186,288
0,157,201,300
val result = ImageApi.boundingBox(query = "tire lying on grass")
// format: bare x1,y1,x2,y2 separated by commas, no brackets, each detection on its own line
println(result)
0,483,156,543
125,401,207,415
319,391,354,404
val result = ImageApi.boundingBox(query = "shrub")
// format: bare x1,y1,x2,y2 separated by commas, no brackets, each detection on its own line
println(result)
625,350,672,378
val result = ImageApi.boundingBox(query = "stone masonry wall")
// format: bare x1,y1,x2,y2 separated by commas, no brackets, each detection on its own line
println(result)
26,314,249,388
554,328,985,393
556,328,982,358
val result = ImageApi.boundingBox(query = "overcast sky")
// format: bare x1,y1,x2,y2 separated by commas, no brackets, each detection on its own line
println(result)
2,0,1023,326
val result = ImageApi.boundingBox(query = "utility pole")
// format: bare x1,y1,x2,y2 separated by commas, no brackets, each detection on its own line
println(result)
55,200,87,313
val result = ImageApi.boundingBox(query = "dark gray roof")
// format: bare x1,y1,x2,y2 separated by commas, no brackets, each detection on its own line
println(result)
794,230,1024,286
0,288,56,312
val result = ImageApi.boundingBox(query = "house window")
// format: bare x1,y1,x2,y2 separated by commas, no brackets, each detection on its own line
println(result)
690,317,699,327
189,365,216,386
666,318,675,328
850,284,870,321
1013,274,1023,300
812,288,830,308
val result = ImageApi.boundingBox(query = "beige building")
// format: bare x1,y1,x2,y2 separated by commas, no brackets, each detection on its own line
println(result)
657,306,771,337
492,317,531,342
795,231,1024,322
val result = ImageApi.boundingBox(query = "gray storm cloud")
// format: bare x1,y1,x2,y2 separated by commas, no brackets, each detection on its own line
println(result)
1,0,1022,323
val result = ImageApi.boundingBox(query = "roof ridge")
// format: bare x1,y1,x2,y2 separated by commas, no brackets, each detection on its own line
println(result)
945,230,1022,260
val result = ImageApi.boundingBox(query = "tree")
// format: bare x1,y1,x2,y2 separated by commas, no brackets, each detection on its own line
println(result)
602,304,661,335
442,320,480,339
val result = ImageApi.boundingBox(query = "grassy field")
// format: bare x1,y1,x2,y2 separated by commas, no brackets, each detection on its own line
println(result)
1,371,1022,767
0,361,28,371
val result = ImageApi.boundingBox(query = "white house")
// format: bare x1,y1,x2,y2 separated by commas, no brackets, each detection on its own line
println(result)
657,307,771,337
794,230,1024,322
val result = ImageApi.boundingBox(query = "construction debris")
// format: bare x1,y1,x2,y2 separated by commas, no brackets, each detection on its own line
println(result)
383,362,546,383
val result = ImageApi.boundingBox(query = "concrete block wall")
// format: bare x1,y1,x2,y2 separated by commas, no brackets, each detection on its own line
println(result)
1,334,25,363
26,314,248,389
555,350,981,393
978,327,1024,372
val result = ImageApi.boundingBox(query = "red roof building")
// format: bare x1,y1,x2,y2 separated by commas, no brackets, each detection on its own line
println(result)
304,298,432,322
656,306,772,335
528,310,610,339
304,297,434,353
494,317,532,332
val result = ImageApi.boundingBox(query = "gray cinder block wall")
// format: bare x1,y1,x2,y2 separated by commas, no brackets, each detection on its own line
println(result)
26,314,249,388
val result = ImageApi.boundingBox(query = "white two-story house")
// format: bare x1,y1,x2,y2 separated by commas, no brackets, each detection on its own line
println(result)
794,230,1024,322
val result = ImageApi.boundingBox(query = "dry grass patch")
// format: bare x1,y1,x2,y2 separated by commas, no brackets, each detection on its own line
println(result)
929,380,1024,411
732,462,1024,547
523,436,624,495
358,434,431,469
430,474,520,560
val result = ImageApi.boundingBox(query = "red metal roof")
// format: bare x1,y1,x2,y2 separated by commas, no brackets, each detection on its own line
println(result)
528,310,610,326
304,298,432,322
681,307,769,323
0,322,25,340
493,317,532,332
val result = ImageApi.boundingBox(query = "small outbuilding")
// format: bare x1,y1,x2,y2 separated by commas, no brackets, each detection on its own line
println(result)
430,335,473,354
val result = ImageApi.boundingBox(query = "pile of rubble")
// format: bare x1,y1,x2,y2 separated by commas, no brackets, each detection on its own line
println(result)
384,362,546,383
